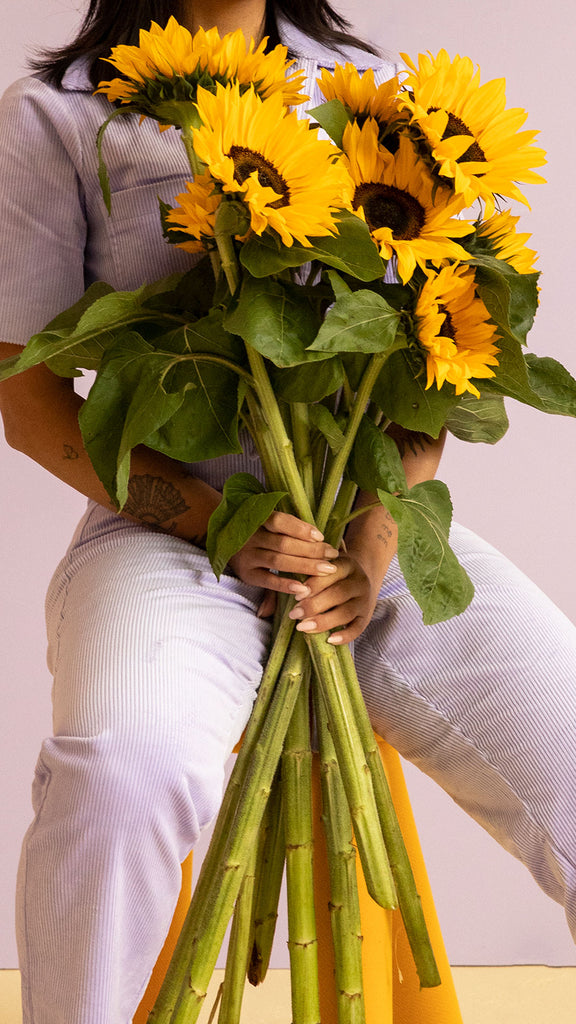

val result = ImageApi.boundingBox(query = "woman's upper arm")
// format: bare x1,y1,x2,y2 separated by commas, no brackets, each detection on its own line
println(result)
0,77,87,348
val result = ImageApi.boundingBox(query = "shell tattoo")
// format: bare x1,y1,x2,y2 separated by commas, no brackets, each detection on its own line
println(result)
124,474,190,527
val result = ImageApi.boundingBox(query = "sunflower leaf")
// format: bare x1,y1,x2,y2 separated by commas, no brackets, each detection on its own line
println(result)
224,276,328,366
445,394,509,444
239,211,385,281
377,481,475,624
206,473,287,579
308,288,402,353
308,405,346,455
307,98,352,148
78,332,186,507
370,349,458,437
482,352,576,417
468,255,539,344
271,357,344,403
348,417,407,494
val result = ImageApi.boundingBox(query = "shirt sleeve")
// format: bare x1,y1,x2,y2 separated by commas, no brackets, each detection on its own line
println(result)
0,77,87,345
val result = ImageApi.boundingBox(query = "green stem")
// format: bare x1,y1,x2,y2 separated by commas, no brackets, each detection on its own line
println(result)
218,836,259,1024
315,354,386,533
290,402,316,512
313,685,365,1024
335,643,441,989
180,124,205,179
283,670,320,1024
306,633,397,911
248,769,286,986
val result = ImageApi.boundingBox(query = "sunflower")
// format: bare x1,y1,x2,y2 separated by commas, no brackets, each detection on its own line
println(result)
190,82,353,247
414,263,500,397
398,49,546,216
96,17,307,123
341,119,473,283
317,63,402,131
165,173,222,252
476,210,538,274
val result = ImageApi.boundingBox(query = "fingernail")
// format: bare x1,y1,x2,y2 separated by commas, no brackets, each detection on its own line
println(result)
289,582,311,598
325,546,340,558
296,619,317,632
327,633,344,644
317,562,337,574
289,606,305,620
310,527,324,541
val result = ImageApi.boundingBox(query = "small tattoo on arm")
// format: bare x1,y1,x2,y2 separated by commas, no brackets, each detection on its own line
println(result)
124,474,191,533
63,443,80,460
376,511,394,545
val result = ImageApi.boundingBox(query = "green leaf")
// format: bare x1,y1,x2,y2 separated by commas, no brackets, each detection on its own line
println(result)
239,211,385,282
523,353,576,416
307,98,352,148
224,276,326,367
348,417,407,494
206,473,287,578
445,394,509,444
78,332,186,507
271,357,344,403
469,255,539,345
144,356,242,463
483,351,576,417
371,349,458,436
308,289,402,354
308,404,346,455
377,480,475,624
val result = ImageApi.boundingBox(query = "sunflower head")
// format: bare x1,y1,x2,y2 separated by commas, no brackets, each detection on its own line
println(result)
165,173,224,252
398,49,546,216
341,119,473,282
414,263,500,397
189,82,353,247
475,210,538,274
95,17,308,128
317,63,404,138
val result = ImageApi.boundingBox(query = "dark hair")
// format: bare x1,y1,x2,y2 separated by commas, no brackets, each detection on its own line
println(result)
31,0,379,88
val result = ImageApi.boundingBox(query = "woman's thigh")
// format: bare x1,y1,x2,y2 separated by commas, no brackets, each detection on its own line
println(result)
44,504,271,824
355,523,576,911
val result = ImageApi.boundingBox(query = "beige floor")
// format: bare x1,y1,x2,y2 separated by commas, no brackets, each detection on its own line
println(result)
2,967,576,1024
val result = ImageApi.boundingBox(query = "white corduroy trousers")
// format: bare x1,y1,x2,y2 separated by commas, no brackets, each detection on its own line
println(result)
16,501,576,1024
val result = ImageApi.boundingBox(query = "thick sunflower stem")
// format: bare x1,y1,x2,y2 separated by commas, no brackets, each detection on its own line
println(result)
283,669,320,1024
306,633,397,911
180,123,205,179
217,835,260,1024
149,633,310,1024
336,642,441,989
315,353,386,533
248,770,286,986
313,685,365,1024
290,402,316,512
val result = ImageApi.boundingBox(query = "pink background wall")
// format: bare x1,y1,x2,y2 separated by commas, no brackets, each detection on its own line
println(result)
1,0,575,968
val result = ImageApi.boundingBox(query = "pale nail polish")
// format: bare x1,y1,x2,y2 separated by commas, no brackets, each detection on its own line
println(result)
310,527,324,541
327,633,344,644
296,619,317,632
289,583,311,598
289,606,305,620
317,562,337,574
325,546,340,558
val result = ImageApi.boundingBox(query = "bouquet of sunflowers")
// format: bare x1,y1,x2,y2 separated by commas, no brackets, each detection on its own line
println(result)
3,18,576,1024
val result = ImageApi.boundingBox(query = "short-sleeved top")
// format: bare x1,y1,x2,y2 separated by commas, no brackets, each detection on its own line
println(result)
0,18,398,344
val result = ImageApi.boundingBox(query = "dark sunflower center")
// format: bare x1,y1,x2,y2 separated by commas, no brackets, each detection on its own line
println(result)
229,146,291,207
429,107,486,163
438,305,456,341
353,182,426,240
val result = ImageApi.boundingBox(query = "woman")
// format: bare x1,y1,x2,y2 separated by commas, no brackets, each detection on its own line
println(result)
1,1,575,1021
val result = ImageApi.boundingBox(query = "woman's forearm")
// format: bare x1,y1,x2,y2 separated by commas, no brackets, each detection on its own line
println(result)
344,427,446,589
0,345,222,545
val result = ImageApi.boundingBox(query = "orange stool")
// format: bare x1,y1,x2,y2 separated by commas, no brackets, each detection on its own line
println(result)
134,735,463,1023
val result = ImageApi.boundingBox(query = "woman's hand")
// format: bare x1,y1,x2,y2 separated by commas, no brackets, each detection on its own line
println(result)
286,549,382,644
228,511,339,612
